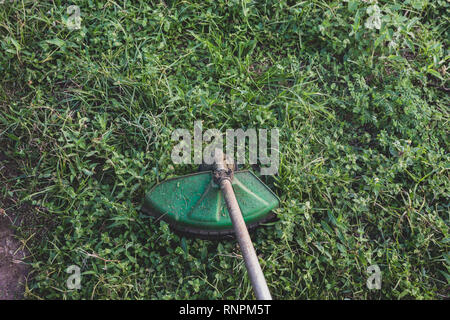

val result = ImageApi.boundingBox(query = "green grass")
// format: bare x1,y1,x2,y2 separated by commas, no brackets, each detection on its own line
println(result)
0,0,449,299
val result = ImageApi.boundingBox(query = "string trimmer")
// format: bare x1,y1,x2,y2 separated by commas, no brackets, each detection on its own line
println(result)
142,150,279,300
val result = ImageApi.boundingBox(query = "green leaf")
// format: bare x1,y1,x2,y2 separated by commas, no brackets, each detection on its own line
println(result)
9,37,21,52
46,38,66,47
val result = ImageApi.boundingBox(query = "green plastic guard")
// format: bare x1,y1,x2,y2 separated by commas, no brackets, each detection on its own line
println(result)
142,170,279,236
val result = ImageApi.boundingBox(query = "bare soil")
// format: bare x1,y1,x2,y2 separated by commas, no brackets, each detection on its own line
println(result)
0,217,29,300
0,151,30,300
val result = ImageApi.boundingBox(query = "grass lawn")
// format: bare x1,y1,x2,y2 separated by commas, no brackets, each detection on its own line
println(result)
0,0,449,299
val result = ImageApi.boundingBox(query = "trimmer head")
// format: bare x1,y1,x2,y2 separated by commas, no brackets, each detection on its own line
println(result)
142,170,279,238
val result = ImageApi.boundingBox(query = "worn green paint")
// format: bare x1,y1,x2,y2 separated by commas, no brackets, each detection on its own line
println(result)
143,170,279,230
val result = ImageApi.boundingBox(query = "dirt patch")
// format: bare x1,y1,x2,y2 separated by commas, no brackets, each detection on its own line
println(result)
0,150,31,299
0,217,29,300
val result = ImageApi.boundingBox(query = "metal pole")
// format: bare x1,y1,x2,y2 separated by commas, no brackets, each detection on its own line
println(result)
220,178,272,300
212,149,272,300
